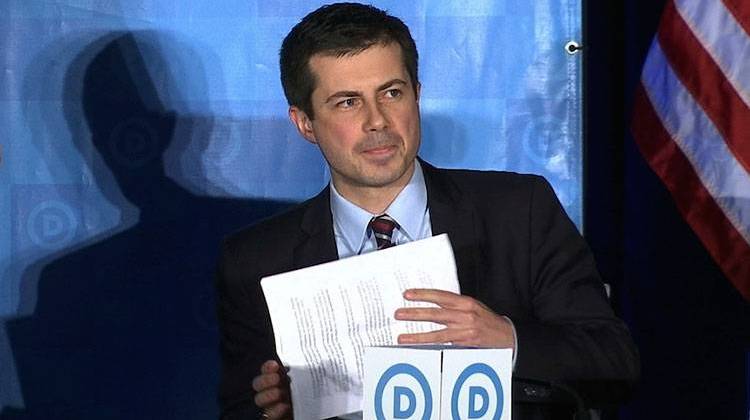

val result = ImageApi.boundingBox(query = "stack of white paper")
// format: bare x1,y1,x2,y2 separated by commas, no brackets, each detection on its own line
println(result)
261,234,460,419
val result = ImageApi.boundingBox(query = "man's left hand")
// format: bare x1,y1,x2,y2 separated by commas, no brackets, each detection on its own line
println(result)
394,289,515,349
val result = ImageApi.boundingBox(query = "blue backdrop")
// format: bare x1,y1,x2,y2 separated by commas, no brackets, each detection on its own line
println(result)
0,1,582,417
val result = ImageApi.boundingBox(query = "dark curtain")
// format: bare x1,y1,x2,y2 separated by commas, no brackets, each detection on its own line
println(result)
585,1,750,418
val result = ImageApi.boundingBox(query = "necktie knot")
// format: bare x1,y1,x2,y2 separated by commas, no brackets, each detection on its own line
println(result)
369,214,398,250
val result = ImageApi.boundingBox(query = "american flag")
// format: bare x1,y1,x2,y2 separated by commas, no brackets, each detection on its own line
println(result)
631,0,750,301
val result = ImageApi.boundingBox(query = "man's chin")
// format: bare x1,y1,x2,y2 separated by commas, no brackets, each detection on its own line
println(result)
358,163,414,188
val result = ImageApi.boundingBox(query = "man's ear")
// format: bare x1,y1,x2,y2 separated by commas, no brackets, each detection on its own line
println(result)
289,106,317,144
415,82,421,103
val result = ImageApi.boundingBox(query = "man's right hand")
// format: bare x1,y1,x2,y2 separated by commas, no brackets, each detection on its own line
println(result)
252,360,292,419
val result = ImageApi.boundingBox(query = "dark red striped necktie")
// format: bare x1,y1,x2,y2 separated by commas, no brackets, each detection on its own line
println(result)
369,214,398,250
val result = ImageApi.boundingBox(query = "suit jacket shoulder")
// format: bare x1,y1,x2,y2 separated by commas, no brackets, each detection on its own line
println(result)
220,186,338,283
423,163,559,217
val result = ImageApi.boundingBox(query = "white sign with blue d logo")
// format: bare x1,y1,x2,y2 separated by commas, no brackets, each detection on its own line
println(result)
374,363,433,419
441,349,512,420
445,361,506,419
364,346,512,420
364,347,442,420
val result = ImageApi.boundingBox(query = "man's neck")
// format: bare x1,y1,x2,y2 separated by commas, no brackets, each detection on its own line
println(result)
332,163,416,214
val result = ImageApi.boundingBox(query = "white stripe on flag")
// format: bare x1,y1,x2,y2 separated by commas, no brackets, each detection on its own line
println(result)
674,0,750,108
641,40,750,244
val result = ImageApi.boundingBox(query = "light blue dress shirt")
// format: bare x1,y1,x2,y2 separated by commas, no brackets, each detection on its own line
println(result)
330,160,432,258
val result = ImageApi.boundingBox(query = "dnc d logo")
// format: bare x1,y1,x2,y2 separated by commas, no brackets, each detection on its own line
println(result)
373,362,504,420
450,363,504,420
374,363,433,420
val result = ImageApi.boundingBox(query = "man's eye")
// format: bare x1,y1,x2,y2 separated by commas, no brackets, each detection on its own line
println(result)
385,89,402,98
337,98,358,108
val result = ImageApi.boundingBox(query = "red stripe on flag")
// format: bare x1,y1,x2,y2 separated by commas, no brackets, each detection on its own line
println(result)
657,0,750,175
722,0,750,38
632,84,750,301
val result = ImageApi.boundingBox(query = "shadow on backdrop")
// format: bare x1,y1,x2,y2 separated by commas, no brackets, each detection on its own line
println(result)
2,32,292,419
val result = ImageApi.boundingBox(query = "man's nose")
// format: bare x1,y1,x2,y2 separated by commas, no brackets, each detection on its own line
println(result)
363,101,388,131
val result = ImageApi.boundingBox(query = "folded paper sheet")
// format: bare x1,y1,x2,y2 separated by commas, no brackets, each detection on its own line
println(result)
261,234,460,419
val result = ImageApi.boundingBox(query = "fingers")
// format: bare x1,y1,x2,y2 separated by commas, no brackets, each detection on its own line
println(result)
398,323,513,347
254,360,292,391
397,290,485,324
253,360,292,417
262,403,293,419
252,371,284,393
260,360,281,374
254,382,289,404
394,307,471,325
398,327,449,344
398,327,476,345
403,289,477,310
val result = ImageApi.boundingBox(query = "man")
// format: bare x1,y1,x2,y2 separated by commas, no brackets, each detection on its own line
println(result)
215,3,639,419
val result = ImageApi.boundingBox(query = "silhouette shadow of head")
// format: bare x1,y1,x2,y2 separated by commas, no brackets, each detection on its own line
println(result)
3,32,291,419
81,33,178,210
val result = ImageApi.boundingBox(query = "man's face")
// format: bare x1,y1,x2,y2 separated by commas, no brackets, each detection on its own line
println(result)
290,42,421,198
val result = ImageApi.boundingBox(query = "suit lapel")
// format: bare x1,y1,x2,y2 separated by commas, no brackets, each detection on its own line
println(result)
293,186,339,270
421,160,481,297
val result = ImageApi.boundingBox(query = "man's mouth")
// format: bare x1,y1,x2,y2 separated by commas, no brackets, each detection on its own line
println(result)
362,145,396,155
358,135,401,156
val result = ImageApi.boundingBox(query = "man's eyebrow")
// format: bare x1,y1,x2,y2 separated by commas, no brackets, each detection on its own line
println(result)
377,79,407,91
324,79,408,104
325,90,361,103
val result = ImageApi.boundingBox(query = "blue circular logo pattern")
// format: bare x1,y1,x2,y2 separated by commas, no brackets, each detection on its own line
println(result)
26,200,78,250
451,362,503,420
108,117,160,168
374,363,432,420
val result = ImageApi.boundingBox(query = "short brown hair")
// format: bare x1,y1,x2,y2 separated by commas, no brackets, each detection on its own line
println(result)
279,2,419,119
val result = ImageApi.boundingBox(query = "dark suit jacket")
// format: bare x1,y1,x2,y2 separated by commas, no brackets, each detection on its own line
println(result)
215,160,639,419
